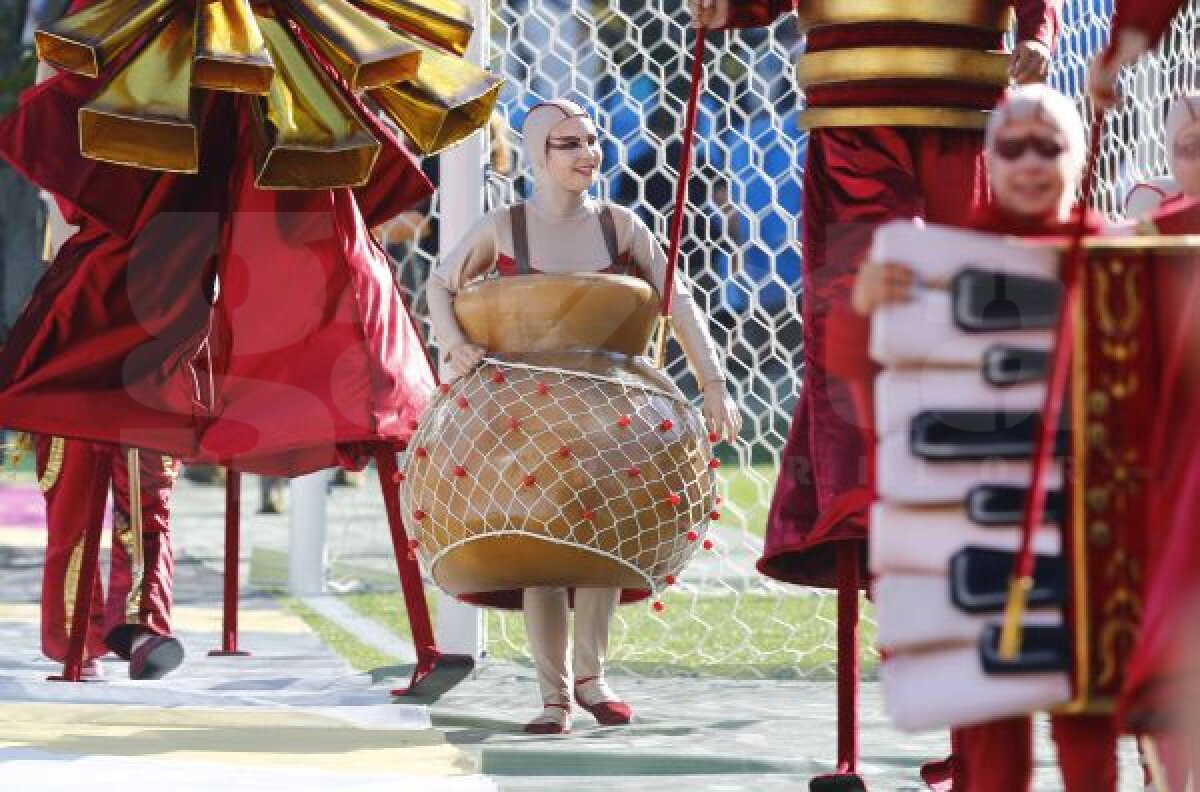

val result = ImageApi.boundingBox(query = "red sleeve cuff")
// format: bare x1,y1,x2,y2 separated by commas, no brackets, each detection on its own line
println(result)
1013,0,1062,49
1111,0,1183,50
723,0,795,29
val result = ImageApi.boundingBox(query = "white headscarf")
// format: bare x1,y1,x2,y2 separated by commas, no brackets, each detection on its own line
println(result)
1166,92,1200,147
1166,92,1200,192
985,85,1087,214
520,98,592,216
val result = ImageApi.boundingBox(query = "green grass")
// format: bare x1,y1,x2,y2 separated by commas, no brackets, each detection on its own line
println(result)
267,462,864,682
279,594,402,672
718,463,777,538
340,590,876,680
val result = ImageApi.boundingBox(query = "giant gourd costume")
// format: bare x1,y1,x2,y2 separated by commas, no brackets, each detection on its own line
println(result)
416,98,738,733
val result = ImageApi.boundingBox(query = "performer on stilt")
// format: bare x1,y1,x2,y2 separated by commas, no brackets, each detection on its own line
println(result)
0,0,468,472
855,84,1118,792
687,1,1061,787
426,98,740,734
689,0,1061,586
0,0,498,683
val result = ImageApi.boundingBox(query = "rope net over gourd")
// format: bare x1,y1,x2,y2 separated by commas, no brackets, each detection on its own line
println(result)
400,354,718,600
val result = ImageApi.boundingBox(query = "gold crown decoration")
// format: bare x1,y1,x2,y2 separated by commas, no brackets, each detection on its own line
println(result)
35,0,504,188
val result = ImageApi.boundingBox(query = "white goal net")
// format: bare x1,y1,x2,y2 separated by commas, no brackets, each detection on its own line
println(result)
329,0,1200,679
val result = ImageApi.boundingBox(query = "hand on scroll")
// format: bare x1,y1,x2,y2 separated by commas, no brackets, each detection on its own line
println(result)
852,261,917,316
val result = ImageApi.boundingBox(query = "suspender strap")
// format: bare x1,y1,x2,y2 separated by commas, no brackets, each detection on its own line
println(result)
597,204,620,269
510,203,531,275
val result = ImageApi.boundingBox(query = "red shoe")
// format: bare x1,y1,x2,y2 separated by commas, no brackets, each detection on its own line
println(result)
920,755,955,791
523,702,571,735
574,676,633,725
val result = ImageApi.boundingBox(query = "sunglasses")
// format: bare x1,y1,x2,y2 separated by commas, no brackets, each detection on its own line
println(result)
992,135,1065,161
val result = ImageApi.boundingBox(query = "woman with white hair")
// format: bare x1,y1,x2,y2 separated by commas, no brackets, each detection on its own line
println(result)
1123,93,1200,219
850,84,1120,791
854,84,1095,313
426,98,740,734
1118,91,1200,789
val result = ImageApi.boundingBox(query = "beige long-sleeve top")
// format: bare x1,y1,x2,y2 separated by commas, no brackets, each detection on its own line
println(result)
427,196,725,387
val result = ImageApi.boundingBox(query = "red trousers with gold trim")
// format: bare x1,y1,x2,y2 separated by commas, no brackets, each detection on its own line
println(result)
952,714,1118,791
36,436,178,662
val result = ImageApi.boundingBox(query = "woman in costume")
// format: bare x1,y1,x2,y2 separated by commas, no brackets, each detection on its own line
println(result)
855,84,1120,792
426,98,740,734
1122,93,1200,219
1113,93,1200,787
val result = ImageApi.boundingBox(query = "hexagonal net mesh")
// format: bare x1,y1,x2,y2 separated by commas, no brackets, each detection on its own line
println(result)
330,0,1199,678
399,357,717,598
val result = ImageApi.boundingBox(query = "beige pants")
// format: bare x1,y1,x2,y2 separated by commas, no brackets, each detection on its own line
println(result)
523,586,620,704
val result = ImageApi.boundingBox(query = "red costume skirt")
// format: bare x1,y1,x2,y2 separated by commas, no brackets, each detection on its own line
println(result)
759,126,986,587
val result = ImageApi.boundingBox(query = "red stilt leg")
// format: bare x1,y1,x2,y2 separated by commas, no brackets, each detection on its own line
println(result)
49,454,109,682
810,543,868,791
837,543,861,772
376,447,465,695
211,469,250,656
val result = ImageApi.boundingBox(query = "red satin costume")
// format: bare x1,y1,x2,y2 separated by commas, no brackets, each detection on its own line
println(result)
1110,0,1190,51
1119,193,1200,792
0,5,436,477
36,436,178,662
1102,1,1200,781
724,0,1062,588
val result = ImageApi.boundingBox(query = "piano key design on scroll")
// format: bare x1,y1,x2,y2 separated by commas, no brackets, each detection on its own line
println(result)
867,221,1072,732
869,221,1187,731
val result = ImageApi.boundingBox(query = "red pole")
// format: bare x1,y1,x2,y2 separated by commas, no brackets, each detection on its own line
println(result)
210,469,249,656
836,543,861,773
999,119,1105,658
661,27,709,317
810,543,868,790
375,447,441,694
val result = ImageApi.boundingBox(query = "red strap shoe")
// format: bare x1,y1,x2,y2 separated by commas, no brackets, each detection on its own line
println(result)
524,702,571,735
574,676,633,725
